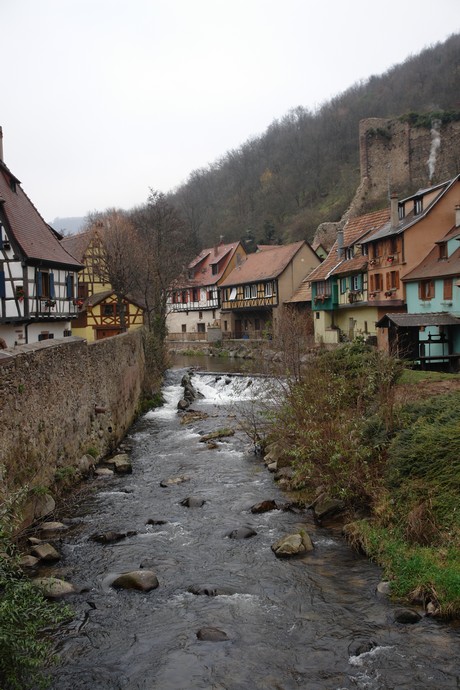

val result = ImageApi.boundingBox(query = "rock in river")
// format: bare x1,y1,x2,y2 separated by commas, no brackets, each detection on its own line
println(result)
227,526,257,539
180,496,206,508
271,530,314,557
250,500,278,514
196,627,229,641
111,570,159,592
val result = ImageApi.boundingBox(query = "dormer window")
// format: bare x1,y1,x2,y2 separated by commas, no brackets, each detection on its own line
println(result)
438,242,448,260
345,247,354,260
187,269,194,280
398,206,405,220
211,263,218,275
414,198,423,215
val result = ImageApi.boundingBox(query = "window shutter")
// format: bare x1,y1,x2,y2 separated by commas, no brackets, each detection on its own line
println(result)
49,273,55,298
37,271,43,297
357,274,362,290
386,272,391,290
66,274,73,299
0,270,5,298
444,278,453,300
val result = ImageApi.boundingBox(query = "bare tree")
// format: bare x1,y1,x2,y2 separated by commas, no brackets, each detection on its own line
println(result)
86,209,140,332
130,190,193,392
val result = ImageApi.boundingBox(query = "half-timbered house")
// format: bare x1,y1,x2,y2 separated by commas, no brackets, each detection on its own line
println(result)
219,242,320,339
167,241,246,341
61,228,144,341
0,129,83,348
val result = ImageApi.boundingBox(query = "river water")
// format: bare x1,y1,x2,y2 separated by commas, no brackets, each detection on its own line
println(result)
49,361,460,690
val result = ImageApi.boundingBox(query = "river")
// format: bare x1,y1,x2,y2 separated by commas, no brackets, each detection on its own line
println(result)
48,358,460,689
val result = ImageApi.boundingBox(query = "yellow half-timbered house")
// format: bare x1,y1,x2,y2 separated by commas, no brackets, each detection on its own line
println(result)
61,228,145,341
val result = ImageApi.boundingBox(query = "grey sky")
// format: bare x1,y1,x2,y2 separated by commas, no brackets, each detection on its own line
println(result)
2,0,458,223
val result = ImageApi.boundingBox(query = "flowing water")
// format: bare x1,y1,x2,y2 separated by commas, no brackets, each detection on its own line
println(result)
49,365,460,690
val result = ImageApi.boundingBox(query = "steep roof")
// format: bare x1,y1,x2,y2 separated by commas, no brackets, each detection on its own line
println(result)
363,175,460,244
0,160,82,269
219,241,305,287
61,230,94,263
175,242,242,288
307,208,389,283
403,228,460,282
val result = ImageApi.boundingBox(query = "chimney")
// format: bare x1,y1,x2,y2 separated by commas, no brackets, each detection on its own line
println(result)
390,192,399,228
337,229,344,258
456,204,460,228
0,127,3,162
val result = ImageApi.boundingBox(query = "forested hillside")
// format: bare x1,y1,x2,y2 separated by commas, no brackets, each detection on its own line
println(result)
168,33,460,250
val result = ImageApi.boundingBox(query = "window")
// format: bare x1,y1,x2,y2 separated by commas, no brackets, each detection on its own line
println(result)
181,324,187,333
264,282,273,297
188,269,194,280
38,332,54,341
244,285,251,299
78,282,88,299
438,243,448,260
181,290,188,303
37,271,54,299
229,287,237,300
172,291,178,304
315,280,331,297
340,278,347,294
370,273,383,292
414,198,423,215
361,244,368,256
386,271,400,290
345,246,354,260
102,304,116,317
211,264,218,275
389,236,398,255
199,311,203,319
443,278,453,300
250,284,257,298
192,288,199,302
66,274,74,299
254,318,261,331
419,280,434,300
197,323,205,333
352,275,362,291
224,320,228,331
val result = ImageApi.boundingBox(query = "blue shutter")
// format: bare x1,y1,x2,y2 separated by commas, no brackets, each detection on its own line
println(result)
66,274,73,299
0,270,5,298
37,271,43,297
49,273,55,298
356,274,362,290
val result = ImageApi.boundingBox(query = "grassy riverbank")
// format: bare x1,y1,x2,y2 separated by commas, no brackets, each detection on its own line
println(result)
270,342,460,619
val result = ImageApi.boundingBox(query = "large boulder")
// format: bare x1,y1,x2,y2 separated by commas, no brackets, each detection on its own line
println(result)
33,577,76,599
271,530,314,557
76,454,95,477
264,442,292,469
312,494,345,521
111,570,159,592
31,542,61,562
196,627,229,641
394,608,422,625
109,454,133,474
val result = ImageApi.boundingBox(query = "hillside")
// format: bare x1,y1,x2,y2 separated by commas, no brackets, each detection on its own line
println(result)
168,33,460,250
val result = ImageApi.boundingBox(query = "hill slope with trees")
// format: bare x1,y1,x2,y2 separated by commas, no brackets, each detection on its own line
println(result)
168,33,460,250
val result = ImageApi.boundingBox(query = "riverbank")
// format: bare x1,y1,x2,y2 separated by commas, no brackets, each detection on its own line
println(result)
259,342,460,619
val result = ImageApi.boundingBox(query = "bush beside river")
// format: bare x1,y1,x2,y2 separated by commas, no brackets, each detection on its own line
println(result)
266,341,460,619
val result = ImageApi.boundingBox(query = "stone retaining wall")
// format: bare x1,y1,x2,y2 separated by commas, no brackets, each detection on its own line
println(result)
0,331,145,496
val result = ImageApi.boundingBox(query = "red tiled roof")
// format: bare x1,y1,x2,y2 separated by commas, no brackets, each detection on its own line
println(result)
219,241,305,287
306,208,389,282
403,244,460,281
175,242,242,288
0,161,82,268
61,230,94,262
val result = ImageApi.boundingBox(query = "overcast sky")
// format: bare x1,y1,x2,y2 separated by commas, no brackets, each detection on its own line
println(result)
2,0,458,225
